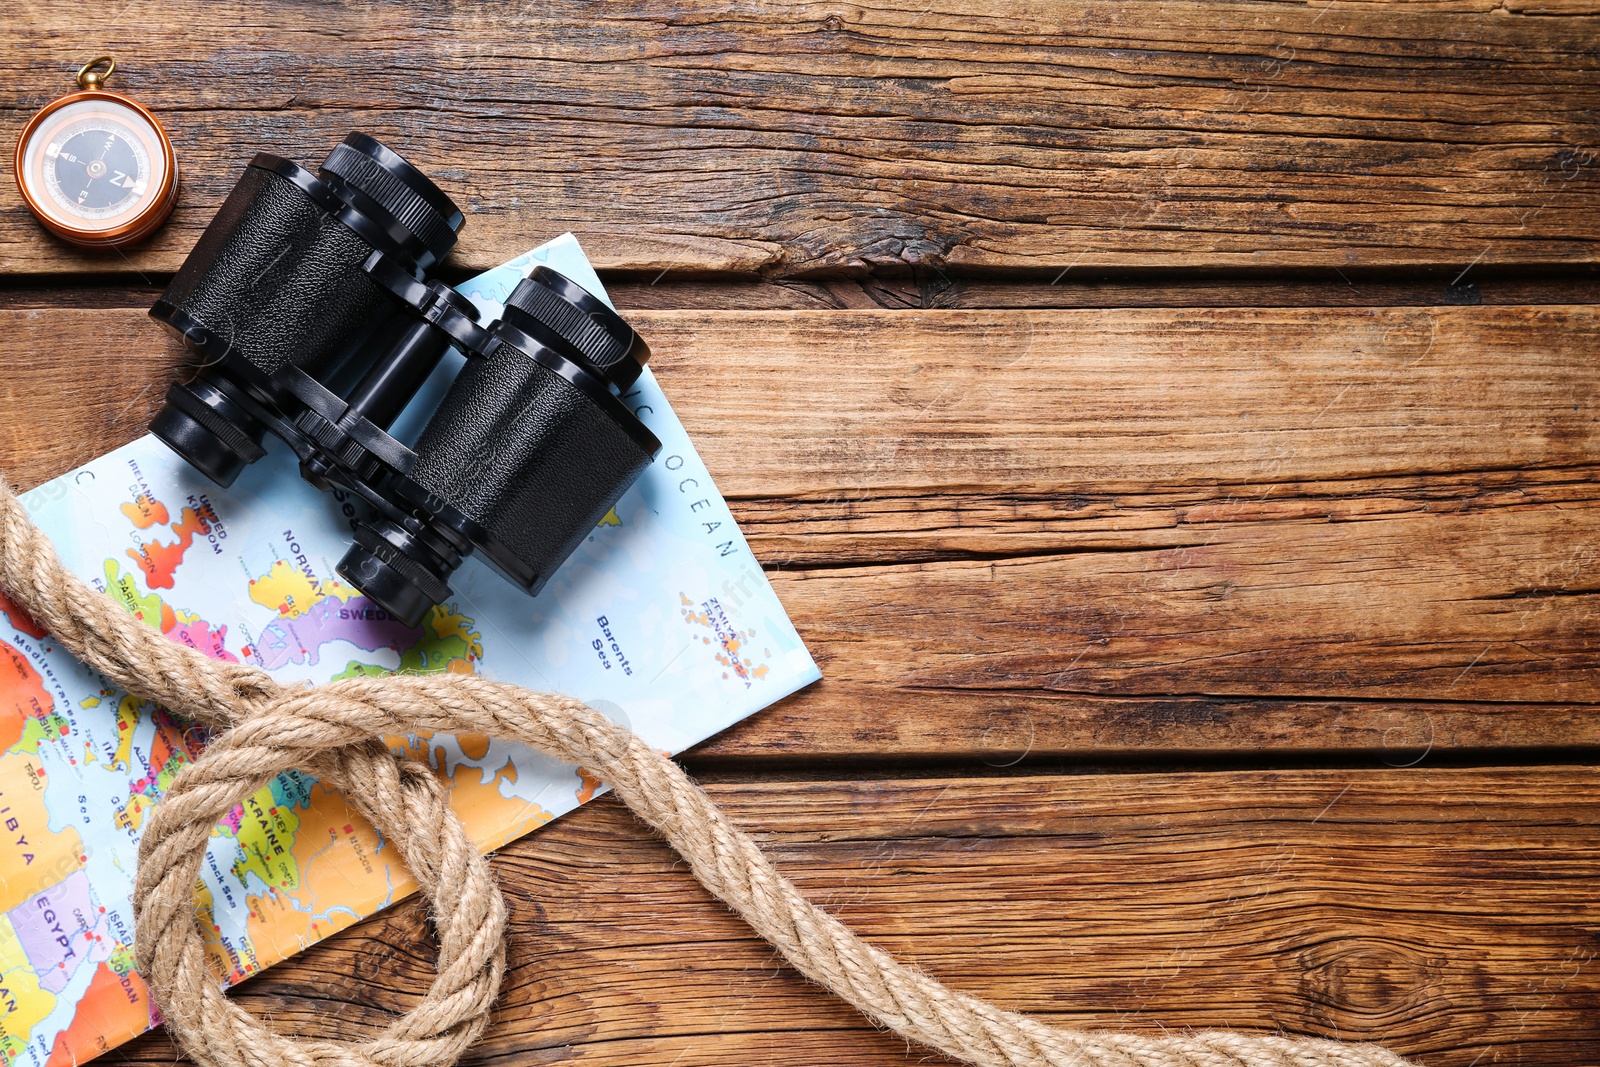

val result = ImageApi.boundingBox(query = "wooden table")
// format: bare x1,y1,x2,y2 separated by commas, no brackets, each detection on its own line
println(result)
5,3,1599,1064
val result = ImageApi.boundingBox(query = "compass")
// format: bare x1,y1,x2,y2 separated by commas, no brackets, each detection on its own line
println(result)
14,57,178,249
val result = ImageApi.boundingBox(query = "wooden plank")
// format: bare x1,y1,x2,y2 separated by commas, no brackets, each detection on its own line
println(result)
112,766,1600,1067
4,1,1599,277
757,497,1600,738
648,305,1600,498
4,304,1597,496
6,271,1600,316
675,304,1600,753
1,304,1597,755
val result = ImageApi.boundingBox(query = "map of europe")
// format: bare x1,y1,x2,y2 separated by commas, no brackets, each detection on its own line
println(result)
0,235,820,1066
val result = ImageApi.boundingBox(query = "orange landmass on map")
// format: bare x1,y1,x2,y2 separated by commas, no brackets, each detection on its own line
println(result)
0,639,52,753
119,494,170,530
389,738,547,853
0,588,47,640
240,741,551,978
44,961,150,1067
126,507,208,590
456,733,491,761
0,750,86,913
240,779,370,978
427,744,550,853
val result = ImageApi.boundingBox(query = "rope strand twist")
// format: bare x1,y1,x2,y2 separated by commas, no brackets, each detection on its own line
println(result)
0,478,1415,1067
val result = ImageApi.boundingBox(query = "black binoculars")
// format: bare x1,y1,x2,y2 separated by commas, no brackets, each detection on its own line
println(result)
148,133,661,626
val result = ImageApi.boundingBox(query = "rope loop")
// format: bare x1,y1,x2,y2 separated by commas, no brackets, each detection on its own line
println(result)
0,479,1416,1067
135,732,504,1067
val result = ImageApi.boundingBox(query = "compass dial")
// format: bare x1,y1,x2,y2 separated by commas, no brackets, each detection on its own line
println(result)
16,92,176,247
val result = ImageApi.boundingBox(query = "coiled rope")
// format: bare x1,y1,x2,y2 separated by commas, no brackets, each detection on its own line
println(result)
0,479,1414,1067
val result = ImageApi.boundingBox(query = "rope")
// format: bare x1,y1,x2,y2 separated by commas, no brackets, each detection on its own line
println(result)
0,478,1416,1067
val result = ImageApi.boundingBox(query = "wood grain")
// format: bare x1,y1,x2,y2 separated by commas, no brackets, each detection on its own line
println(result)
111,766,1600,1067
7,7,1599,1066
3,0,1599,277
654,305,1600,498
6,271,1597,315
6,305,1598,502
2,304,1596,757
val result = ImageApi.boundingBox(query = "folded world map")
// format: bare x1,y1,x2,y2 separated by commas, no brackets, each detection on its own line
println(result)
0,235,820,1066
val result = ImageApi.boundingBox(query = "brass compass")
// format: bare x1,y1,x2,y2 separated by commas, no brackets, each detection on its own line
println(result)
14,57,179,249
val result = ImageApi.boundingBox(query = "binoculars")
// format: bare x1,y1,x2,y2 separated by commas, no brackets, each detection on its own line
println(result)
148,133,660,626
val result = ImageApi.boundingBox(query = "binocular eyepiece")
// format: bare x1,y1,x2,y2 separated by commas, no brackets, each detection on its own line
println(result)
149,133,661,627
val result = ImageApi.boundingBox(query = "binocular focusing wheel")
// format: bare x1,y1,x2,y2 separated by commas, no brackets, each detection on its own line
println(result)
320,139,460,266
502,268,649,391
506,278,620,370
149,382,268,489
337,523,453,628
